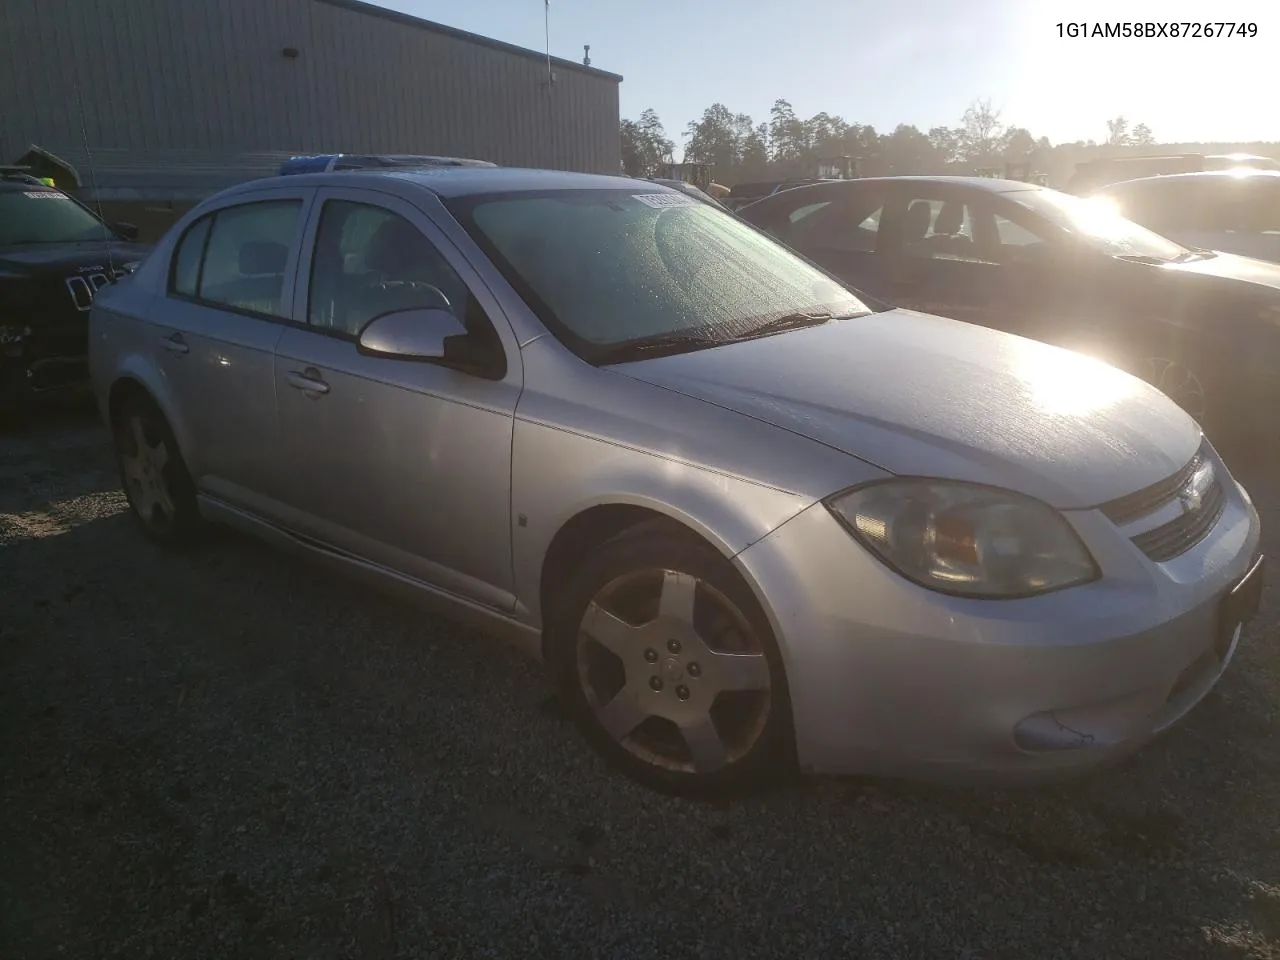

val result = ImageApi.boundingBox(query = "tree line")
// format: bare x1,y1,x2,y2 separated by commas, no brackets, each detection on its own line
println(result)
621,99,1159,185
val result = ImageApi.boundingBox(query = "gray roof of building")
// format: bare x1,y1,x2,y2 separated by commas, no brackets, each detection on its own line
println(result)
313,0,623,83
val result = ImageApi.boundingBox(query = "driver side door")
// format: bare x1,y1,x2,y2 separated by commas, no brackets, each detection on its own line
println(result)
272,187,523,611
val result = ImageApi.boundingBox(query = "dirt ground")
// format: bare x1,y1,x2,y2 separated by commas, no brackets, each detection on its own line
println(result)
3,412,1279,959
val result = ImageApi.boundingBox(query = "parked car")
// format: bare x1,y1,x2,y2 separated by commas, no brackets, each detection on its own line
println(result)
89,168,1263,794
1066,153,1280,195
1092,170,1280,265
738,175,1280,442
0,166,149,419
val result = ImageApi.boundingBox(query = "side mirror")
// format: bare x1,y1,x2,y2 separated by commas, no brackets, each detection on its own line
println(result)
112,220,140,241
358,308,468,361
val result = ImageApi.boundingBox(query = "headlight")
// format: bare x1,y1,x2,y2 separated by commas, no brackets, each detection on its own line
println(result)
826,479,1098,599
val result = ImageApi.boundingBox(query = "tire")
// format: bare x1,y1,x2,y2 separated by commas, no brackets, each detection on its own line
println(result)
112,396,204,545
546,523,795,797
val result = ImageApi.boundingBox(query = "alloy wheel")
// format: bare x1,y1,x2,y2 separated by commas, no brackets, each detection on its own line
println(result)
120,414,176,529
575,567,772,774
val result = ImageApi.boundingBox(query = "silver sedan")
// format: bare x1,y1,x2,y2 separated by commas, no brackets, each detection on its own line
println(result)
88,168,1264,794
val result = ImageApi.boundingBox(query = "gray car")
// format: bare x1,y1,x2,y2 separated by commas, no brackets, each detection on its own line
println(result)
88,168,1265,795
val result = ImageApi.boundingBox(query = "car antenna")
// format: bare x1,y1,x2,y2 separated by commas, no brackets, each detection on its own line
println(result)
71,72,116,279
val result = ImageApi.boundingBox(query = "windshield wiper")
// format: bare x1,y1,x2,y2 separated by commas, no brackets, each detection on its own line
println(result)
594,331,723,364
727,309,866,343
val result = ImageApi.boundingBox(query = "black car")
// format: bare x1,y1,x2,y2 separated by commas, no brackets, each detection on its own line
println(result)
0,168,149,418
739,175,1280,444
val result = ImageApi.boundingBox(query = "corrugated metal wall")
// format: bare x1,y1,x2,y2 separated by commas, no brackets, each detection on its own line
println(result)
0,0,621,174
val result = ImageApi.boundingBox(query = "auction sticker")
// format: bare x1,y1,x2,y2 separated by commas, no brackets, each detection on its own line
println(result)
633,193,696,208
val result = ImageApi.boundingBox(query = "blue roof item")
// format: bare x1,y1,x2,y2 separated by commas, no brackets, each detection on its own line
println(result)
278,154,497,176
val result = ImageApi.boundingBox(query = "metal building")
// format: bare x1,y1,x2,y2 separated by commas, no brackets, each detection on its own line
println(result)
0,0,622,235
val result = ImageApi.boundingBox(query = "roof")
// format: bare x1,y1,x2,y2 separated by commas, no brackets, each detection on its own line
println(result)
387,167,645,197
1098,169,1280,190
313,0,623,83
764,176,1043,194
214,167,656,202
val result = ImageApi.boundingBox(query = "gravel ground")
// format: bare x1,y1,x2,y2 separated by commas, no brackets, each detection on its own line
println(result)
2,412,1279,960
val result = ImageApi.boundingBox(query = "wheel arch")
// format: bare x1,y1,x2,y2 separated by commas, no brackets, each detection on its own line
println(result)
535,494,795,663
104,363,193,462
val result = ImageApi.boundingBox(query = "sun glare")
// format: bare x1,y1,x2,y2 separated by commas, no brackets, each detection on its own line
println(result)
1010,339,1140,417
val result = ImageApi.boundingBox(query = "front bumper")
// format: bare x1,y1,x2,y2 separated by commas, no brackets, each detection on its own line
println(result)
734,460,1262,784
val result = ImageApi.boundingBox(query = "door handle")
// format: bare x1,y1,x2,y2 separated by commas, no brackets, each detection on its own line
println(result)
286,368,330,395
161,332,189,354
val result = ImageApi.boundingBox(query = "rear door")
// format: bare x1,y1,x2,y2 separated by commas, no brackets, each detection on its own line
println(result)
875,184,1079,340
874,183,1006,325
148,187,314,509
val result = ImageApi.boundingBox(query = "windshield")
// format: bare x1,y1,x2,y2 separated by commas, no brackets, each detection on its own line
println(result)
0,189,115,246
1009,188,1189,262
447,188,871,360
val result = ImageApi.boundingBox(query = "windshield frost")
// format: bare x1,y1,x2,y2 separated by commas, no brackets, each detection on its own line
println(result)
455,189,868,355
0,190,114,246
1010,189,1188,261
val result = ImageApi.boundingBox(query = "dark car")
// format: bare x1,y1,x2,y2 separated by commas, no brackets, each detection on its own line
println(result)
738,176,1280,443
1093,170,1280,265
0,168,149,418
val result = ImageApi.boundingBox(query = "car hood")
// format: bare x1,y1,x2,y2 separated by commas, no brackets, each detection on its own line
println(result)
0,240,149,277
612,310,1202,509
1164,250,1280,290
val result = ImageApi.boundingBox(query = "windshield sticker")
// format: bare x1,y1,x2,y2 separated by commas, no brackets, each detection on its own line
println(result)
21,191,65,199
633,192,696,208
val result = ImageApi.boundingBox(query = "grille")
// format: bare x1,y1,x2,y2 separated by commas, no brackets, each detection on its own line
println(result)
1099,444,1207,525
64,268,127,311
1099,441,1226,563
1130,476,1226,562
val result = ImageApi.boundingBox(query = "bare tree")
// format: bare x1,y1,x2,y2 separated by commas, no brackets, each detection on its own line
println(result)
1105,116,1130,146
959,99,1004,162
1130,123,1155,146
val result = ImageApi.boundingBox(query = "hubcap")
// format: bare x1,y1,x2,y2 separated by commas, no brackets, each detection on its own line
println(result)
1141,357,1207,421
575,568,772,774
120,416,175,525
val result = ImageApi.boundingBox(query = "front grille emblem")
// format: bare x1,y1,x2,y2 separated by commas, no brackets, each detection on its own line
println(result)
1178,460,1215,516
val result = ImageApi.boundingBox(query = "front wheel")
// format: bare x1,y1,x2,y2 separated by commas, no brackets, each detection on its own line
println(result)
547,524,794,797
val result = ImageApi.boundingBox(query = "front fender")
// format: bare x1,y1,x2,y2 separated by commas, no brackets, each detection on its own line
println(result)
510,418,816,624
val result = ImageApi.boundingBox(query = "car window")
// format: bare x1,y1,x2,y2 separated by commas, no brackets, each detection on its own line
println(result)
0,187,116,246
449,188,870,356
1252,185,1280,233
307,200,470,338
193,200,302,317
898,196,989,263
778,192,884,254
1011,188,1188,261
170,216,212,297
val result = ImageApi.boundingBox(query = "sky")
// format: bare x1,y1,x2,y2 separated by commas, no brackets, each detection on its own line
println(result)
379,0,1277,154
